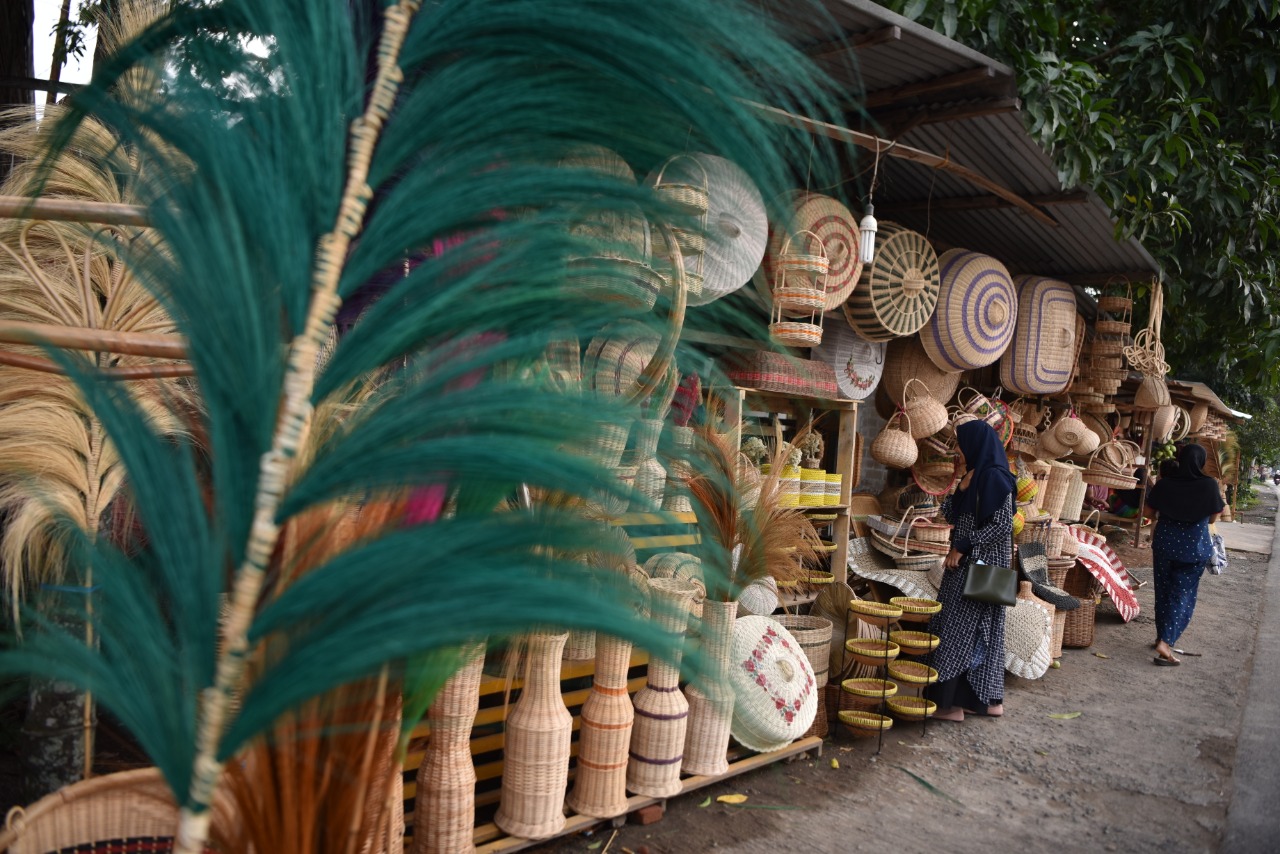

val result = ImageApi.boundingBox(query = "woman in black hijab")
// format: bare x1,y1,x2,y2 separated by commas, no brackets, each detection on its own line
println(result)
1145,443,1224,665
927,420,1017,721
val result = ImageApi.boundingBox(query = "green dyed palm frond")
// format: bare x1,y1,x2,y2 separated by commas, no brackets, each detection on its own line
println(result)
3,0,852,832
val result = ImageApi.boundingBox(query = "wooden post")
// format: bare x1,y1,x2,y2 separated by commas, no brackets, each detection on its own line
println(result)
1134,428,1155,547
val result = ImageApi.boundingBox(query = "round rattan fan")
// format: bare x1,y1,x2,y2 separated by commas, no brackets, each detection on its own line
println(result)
761,191,863,311
842,222,940,342
922,249,1016,371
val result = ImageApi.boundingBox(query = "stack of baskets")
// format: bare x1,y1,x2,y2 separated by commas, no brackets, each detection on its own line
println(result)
1090,283,1132,388
1081,441,1139,490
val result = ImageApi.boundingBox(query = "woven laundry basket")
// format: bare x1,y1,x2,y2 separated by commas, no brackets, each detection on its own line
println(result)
773,614,834,688
842,222,940,341
922,249,1017,371
1000,275,1078,395
1061,564,1097,648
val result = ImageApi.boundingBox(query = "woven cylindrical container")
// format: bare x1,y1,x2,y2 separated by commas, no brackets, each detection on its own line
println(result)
1043,462,1075,520
630,419,666,510
773,615,833,688
662,424,695,513
729,616,817,751
803,687,829,738
592,421,631,468
1028,460,1052,513
825,472,843,506
494,632,573,840
779,465,802,507
682,598,736,777
1060,468,1087,523
800,467,827,507
628,578,695,797
922,249,1016,371
880,333,963,407
566,634,636,819
999,275,1078,395
1061,564,1097,648
842,222,940,341
413,645,485,854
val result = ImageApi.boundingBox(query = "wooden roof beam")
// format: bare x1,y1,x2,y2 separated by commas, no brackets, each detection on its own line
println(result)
748,101,1058,228
887,190,1089,214
803,26,902,62
858,66,1000,110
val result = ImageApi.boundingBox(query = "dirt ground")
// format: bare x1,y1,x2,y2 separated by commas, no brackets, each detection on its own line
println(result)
534,490,1276,854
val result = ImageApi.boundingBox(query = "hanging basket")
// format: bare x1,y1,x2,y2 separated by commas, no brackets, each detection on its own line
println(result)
842,222,940,342
1134,374,1170,410
870,411,918,469
901,378,948,439
761,192,864,311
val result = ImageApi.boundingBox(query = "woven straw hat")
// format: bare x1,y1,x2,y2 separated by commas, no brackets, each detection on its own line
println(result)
1003,597,1053,679
761,192,864,311
810,315,886,400
923,249,1017,371
846,536,939,599
729,616,818,752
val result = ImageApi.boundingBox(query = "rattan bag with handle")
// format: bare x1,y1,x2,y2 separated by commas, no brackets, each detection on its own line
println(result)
901,377,948,439
871,410,918,469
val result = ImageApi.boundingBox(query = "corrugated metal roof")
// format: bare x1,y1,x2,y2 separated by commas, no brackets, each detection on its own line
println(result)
770,0,1160,281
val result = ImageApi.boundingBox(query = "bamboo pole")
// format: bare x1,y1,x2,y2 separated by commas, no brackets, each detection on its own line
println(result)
0,195,150,227
0,320,186,357
173,3,422,850
0,348,193,379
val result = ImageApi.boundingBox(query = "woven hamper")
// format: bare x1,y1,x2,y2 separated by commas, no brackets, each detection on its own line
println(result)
803,687,829,738
1061,564,1097,648
773,614,833,688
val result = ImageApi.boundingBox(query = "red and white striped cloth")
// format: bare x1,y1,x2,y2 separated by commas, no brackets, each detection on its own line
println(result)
1070,527,1140,622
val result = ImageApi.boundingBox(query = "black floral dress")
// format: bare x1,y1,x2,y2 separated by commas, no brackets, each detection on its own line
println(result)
924,489,1014,708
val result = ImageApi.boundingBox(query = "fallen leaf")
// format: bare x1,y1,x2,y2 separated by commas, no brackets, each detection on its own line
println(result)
717,794,749,804
830,758,840,769
587,843,602,851
1035,750,1050,756
892,765,964,807
1049,711,1082,720
1094,652,1110,659
697,796,711,808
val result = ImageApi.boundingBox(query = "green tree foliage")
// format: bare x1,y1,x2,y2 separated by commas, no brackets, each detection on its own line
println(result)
885,1,1280,388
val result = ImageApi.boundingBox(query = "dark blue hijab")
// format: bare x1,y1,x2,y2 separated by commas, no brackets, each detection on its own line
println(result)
955,420,1016,525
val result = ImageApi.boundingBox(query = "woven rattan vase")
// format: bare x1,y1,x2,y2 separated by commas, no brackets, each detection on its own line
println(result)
566,634,635,819
632,419,667,510
682,598,736,776
412,646,485,854
494,632,572,840
628,578,695,797
662,424,695,513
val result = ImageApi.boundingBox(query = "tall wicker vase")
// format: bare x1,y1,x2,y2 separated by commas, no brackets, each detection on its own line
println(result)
494,632,572,840
412,646,485,854
627,578,695,797
681,597,736,776
662,424,694,513
632,419,667,510
565,634,635,818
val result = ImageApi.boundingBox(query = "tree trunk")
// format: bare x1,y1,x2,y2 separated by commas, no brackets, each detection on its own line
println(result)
0,0,35,184
21,673,89,801
46,0,74,106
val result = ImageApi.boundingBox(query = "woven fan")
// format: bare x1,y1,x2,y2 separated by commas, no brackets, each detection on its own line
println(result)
842,221,940,342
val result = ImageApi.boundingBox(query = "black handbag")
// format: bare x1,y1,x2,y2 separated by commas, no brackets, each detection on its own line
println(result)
962,560,1018,606
961,493,1017,606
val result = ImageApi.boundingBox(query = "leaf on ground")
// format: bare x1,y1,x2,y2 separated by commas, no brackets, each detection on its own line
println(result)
830,758,840,769
1094,652,1110,659
1049,711,1082,720
1035,750,1050,756
892,765,964,807
717,794,748,804
586,842,602,850
722,803,809,810
698,796,712,808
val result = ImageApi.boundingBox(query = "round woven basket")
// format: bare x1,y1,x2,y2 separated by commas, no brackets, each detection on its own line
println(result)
729,616,818,752
922,249,1017,371
838,709,893,736
889,597,942,622
901,378,949,438
887,660,939,687
1061,563,1097,648
848,598,904,627
871,411,918,469
841,676,899,701
844,637,901,667
888,630,940,657
842,222,940,341
773,614,833,688
887,696,937,721
769,320,823,348
1000,275,1078,395
761,192,864,311
881,334,964,407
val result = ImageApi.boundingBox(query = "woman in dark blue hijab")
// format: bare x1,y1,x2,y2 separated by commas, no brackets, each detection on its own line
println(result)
1145,443,1224,665
926,420,1017,721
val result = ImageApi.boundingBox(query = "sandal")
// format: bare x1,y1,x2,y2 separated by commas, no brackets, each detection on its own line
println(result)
1152,655,1181,667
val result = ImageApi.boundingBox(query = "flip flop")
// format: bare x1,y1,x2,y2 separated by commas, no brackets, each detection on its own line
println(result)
1152,656,1181,666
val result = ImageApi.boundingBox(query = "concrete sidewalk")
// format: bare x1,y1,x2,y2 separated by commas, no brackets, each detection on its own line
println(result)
1224,484,1280,851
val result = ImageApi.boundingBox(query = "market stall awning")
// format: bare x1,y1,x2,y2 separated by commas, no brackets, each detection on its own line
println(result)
766,0,1160,284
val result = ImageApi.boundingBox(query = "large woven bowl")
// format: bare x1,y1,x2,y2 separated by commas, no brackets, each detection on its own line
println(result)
889,596,942,623
922,249,1017,371
888,630,940,657
842,222,940,341
848,598,903,628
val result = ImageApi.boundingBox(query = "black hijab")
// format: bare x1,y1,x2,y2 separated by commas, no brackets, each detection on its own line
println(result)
1146,444,1225,523
955,420,1017,525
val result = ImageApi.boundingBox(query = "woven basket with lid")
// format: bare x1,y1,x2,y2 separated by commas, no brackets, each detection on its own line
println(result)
1000,275,1078,395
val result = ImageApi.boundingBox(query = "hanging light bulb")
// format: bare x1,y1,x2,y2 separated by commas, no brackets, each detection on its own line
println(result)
858,202,877,265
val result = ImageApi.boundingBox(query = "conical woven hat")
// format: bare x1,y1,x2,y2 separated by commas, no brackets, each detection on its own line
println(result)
759,191,864,311
810,314,886,400
923,249,1016,371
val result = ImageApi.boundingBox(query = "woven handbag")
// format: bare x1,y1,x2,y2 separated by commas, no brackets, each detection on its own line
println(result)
870,410,918,469
901,378,948,439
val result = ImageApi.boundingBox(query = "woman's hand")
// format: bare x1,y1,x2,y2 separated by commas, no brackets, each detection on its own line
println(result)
945,548,964,569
